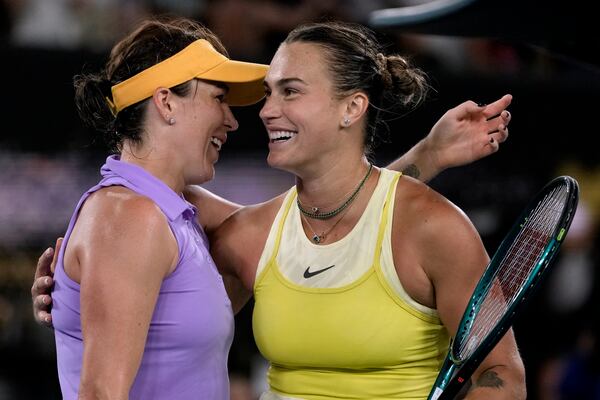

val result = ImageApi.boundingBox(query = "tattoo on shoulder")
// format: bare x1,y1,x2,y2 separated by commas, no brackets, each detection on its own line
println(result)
476,370,504,389
401,164,420,179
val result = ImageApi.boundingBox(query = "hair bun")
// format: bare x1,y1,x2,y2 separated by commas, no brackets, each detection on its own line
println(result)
376,53,393,88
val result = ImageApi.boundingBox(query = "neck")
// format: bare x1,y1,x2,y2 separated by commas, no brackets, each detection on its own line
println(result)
120,143,185,195
295,156,371,208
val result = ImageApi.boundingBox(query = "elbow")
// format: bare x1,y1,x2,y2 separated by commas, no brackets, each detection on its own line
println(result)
512,355,527,400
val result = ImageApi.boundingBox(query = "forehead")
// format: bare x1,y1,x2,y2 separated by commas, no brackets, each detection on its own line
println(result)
265,42,330,84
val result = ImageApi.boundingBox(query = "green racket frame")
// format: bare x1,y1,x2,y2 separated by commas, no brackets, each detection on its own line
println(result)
428,175,579,400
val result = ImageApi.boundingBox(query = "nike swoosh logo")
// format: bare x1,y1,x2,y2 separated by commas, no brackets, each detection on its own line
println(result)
303,265,335,278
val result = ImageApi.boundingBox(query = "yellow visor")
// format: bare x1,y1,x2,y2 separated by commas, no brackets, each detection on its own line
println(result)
109,39,269,113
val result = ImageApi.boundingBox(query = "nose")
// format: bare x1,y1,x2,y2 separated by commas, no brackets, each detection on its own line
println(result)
223,103,239,132
259,96,280,122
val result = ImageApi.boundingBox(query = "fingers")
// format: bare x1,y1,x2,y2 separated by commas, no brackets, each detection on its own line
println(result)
460,95,512,122
33,293,52,309
31,275,54,298
36,310,53,327
34,247,54,280
31,275,55,327
484,94,512,118
485,123,509,154
50,237,63,274
32,240,60,328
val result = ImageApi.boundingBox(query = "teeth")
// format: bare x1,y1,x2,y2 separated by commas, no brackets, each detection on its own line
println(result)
210,137,222,151
268,130,297,141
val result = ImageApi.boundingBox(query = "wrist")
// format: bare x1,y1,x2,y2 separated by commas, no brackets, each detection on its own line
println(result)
413,137,441,181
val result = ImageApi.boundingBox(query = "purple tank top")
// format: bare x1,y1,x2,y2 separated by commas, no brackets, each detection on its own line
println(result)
52,155,234,399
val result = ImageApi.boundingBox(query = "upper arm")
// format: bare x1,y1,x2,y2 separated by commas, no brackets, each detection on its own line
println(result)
210,208,256,314
184,185,242,236
74,193,177,397
210,196,284,314
415,192,525,397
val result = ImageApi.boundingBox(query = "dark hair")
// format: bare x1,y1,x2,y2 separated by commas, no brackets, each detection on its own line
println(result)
284,21,429,152
73,17,228,152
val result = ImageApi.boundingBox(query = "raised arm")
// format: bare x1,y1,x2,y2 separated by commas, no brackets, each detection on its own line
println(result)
387,94,512,182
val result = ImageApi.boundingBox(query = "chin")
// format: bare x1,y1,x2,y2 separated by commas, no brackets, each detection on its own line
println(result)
266,153,287,171
266,153,298,175
193,167,215,185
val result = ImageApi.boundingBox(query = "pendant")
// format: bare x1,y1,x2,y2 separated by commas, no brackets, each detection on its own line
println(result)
312,234,322,244
311,207,319,214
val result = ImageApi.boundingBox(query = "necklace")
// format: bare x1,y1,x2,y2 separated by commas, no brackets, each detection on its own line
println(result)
297,163,373,220
300,203,352,244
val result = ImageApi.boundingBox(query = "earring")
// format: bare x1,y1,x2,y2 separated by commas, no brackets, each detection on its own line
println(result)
168,117,176,125
343,116,350,127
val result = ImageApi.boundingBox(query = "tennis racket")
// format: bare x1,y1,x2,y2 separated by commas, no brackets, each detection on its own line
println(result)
428,175,579,400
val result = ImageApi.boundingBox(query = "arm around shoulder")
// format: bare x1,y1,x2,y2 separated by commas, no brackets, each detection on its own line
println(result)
210,195,285,314
183,185,241,236
386,95,513,182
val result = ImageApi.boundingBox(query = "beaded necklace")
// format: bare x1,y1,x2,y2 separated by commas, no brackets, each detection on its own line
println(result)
297,163,373,220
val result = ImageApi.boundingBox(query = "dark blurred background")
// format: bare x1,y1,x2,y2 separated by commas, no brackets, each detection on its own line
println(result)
1,1,599,399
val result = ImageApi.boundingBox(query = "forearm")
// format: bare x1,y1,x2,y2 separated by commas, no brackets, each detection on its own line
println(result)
463,363,526,400
463,333,526,400
385,138,440,182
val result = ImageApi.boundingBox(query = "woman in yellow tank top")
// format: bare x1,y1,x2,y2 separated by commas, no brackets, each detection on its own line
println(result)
208,22,525,399
31,19,519,400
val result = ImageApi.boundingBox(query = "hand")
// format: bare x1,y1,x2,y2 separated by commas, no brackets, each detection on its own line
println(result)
31,237,62,327
423,94,512,171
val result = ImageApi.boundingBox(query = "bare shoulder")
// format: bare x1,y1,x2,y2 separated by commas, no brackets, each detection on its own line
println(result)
395,176,480,241
393,176,488,283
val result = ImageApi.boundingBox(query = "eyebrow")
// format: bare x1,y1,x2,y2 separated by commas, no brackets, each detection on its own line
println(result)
214,82,230,93
201,79,230,93
263,77,307,89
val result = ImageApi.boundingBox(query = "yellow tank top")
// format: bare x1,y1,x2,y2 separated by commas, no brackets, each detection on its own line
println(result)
253,169,449,400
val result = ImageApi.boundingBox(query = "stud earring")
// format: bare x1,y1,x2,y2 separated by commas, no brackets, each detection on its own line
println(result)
343,116,350,127
168,117,176,125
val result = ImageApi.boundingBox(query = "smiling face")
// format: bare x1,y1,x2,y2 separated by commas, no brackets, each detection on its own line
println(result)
170,79,238,185
260,42,352,176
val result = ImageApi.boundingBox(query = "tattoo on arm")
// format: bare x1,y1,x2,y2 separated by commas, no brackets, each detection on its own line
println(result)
475,370,504,389
401,164,420,179
456,370,504,399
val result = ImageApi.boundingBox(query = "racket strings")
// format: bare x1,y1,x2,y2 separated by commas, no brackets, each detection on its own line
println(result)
456,184,569,360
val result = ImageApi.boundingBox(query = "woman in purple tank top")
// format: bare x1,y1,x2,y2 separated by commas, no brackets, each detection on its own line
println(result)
30,17,268,399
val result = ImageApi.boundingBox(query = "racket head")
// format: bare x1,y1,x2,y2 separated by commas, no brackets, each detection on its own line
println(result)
450,175,579,365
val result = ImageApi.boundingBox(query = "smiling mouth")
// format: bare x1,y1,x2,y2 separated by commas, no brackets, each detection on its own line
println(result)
210,137,223,151
268,130,297,143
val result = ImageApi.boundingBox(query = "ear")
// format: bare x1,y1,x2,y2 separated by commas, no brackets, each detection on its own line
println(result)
341,91,369,128
151,87,175,124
